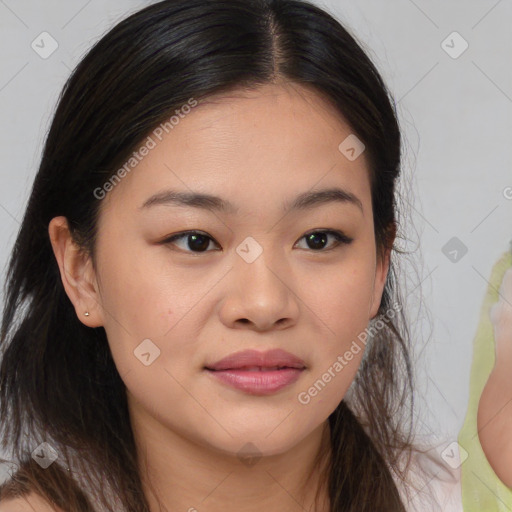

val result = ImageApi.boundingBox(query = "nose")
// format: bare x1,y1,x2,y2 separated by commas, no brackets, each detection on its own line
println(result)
218,251,300,332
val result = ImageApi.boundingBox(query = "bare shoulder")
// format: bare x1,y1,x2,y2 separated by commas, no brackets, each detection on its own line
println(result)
0,492,64,512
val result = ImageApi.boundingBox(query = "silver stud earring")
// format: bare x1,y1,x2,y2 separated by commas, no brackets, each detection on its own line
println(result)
84,311,90,317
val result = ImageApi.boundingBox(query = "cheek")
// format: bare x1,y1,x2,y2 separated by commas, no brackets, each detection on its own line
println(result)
97,235,179,329
301,262,375,341
295,258,375,405
94,249,178,371
97,250,216,382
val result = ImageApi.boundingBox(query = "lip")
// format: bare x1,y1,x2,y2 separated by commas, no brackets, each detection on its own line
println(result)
206,368,304,395
205,348,306,371
204,349,306,396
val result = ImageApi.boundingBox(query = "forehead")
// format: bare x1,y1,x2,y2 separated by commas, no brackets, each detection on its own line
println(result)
99,82,371,218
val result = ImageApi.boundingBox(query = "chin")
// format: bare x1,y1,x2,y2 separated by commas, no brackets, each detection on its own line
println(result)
202,428,307,462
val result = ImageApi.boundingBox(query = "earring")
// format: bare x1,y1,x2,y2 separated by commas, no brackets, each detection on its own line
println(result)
84,311,90,317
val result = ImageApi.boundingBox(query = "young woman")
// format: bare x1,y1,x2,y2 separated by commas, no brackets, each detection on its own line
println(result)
0,0,456,510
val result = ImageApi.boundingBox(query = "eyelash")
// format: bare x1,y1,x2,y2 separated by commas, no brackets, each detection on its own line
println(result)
160,229,353,254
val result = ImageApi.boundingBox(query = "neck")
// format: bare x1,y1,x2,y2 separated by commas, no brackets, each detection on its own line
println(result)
130,404,332,512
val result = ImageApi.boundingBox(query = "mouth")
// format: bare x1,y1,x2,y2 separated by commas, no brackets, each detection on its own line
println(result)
204,365,305,395
203,348,306,394
205,348,306,372
205,365,302,371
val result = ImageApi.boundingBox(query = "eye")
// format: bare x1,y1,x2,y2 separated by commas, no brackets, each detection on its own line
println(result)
295,230,353,252
160,229,353,254
161,231,220,253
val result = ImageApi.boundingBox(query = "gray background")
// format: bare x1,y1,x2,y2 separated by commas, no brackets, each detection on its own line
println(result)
0,0,511,472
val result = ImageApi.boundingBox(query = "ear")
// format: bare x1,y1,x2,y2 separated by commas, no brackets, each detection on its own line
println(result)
48,216,104,327
368,225,396,320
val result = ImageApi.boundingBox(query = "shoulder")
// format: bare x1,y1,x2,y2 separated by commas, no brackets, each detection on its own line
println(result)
0,492,64,512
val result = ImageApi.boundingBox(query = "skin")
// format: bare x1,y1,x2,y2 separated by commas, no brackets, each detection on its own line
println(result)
477,268,512,487
48,82,392,512
0,492,64,512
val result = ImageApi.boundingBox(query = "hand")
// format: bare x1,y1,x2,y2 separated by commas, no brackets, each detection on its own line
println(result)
477,267,512,487
490,268,512,367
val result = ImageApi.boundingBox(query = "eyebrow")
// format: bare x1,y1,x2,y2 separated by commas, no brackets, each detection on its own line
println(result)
140,187,364,215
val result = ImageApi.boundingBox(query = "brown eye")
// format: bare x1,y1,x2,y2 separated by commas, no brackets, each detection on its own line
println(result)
295,230,353,251
161,229,353,254
162,231,219,253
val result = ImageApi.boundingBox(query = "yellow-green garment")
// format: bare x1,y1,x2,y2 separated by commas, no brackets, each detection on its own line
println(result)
459,249,512,510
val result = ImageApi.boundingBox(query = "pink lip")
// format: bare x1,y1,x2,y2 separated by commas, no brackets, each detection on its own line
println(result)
204,349,306,396
206,368,304,395
205,348,306,371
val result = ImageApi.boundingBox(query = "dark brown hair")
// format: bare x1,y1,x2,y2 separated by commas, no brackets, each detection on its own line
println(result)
0,0,436,510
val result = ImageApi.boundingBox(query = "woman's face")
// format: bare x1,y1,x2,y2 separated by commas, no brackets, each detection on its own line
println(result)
80,83,390,458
